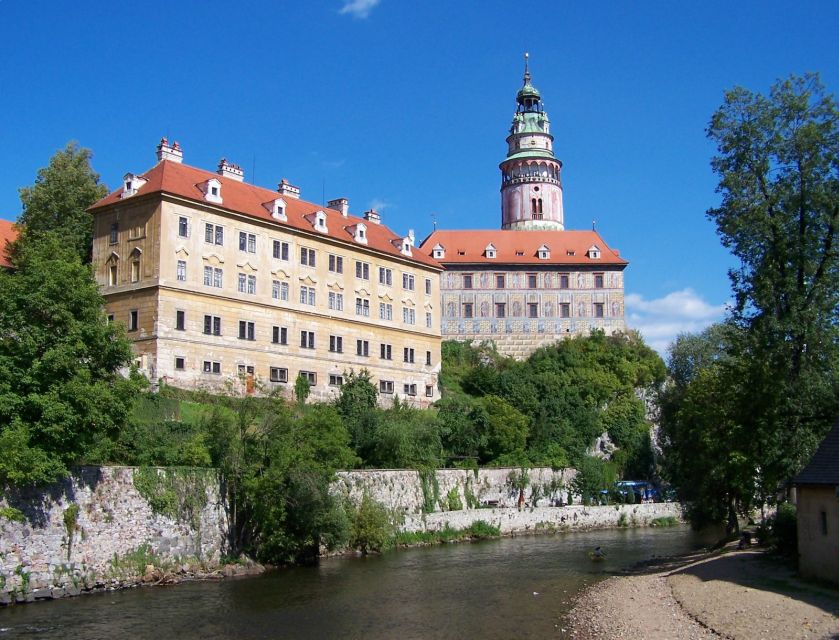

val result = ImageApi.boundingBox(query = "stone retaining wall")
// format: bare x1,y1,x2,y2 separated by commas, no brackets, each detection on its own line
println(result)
0,466,228,604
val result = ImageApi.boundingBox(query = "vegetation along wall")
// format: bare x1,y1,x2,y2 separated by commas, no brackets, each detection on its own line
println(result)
0,466,228,604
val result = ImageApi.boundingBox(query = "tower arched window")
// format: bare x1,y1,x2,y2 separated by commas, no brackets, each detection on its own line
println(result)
531,198,537,214
538,198,543,213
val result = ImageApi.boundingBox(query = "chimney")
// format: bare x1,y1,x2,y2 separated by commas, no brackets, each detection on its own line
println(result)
156,138,183,163
327,198,349,217
277,178,300,199
407,229,415,247
217,158,244,182
363,209,381,224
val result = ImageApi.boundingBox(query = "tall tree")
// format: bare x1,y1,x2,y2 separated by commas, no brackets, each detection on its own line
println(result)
16,142,108,263
706,73,839,495
0,235,141,486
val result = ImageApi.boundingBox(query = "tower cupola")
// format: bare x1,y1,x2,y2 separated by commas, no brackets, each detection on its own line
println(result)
499,53,565,231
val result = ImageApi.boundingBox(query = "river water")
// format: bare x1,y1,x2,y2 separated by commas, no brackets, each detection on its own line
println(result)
0,526,714,639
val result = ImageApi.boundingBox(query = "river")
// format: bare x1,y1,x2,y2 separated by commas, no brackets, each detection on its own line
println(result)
0,526,715,639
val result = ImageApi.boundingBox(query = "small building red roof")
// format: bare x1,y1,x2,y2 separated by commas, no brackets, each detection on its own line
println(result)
419,229,627,266
90,160,442,270
0,219,17,268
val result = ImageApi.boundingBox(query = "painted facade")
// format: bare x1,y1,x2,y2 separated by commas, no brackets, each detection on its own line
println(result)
420,56,627,359
90,141,442,406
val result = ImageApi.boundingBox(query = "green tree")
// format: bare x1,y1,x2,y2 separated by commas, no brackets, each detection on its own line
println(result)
16,142,108,264
335,369,378,458
0,235,141,485
294,373,311,405
476,395,529,464
706,73,839,500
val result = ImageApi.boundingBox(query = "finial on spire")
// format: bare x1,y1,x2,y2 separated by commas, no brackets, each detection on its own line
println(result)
523,52,531,84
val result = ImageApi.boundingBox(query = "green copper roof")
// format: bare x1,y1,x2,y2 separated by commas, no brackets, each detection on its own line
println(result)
517,80,541,101
503,149,557,161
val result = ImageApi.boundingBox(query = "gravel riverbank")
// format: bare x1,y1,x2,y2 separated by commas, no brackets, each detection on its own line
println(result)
569,546,839,639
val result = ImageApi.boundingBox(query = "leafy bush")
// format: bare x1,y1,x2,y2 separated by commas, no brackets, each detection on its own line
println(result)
767,503,797,556
348,493,395,554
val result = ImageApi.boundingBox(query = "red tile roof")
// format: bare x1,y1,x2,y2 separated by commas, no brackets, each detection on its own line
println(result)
0,219,17,268
419,229,628,266
90,160,441,270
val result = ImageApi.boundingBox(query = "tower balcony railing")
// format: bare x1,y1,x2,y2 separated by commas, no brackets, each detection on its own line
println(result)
502,175,560,187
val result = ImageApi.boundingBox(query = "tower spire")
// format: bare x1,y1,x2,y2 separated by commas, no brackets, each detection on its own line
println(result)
523,51,530,84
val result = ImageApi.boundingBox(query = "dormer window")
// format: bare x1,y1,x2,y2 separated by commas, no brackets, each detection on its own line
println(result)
485,243,497,259
354,223,367,245
263,198,287,221
587,245,601,259
537,244,550,260
121,173,147,199
201,178,223,204
401,237,412,257
566,250,576,257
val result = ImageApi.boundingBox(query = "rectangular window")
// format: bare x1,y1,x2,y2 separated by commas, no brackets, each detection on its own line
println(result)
300,247,316,267
594,273,604,289
272,326,288,345
178,216,189,238
329,335,343,353
176,260,187,282
379,302,393,320
109,264,118,286
204,266,223,288
425,278,432,295
203,361,221,374
403,307,416,325
495,302,506,318
425,385,434,398
300,330,315,349
821,510,828,535
238,320,256,341
496,274,505,289
463,274,473,289
527,273,538,289
328,291,344,311
175,310,185,331
378,267,392,286
203,315,221,336
270,367,288,383
379,380,394,394
355,261,370,280
205,223,223,245
402,273,415,290
403,347,415,363
238,364,255,377
528,303,539,318
300,370,317,385
300,286,316,306
128,309,138,331
403,384,417,396
272,280,282,300
594,303,604,318
463,303,473,319
560,303,571,318
239,231,257,253
273,240,290,260
426,312,432,328
380,343,392,360
175,356,185,371
355,298,370,317
560,273,570,289
109,222,119,244
329,374,344,387
107,314,114,323
247,275,256,295
131,260,140,283
425,351,432,366
356,340,369,357
328,254,344,273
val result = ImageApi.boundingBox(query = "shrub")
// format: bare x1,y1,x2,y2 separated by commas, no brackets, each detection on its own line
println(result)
349,493,394,554
768,502,797,556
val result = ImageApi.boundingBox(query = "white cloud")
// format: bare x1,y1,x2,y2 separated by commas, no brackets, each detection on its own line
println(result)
339,0,380,18
625,288,728,355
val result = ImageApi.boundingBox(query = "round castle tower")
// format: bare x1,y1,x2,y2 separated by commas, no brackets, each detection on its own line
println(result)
500,54,564,230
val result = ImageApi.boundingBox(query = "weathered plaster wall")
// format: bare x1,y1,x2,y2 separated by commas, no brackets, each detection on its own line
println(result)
796,485,839,585
0,466,228,604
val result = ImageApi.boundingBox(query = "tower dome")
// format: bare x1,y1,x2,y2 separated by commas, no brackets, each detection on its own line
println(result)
500,53,564,231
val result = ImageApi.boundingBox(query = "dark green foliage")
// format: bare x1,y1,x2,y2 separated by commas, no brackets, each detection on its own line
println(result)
571,456,617,505
294,374,311,404
0,235,143,486
766,503,798,556
335,369,379,459
348,493,395,554
15,142,108,264
368,400,442,469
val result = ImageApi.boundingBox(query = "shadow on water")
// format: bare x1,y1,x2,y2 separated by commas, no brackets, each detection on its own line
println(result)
0,526,712,640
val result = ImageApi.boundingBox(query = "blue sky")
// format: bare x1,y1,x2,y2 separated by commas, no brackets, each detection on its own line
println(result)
1,1,837,353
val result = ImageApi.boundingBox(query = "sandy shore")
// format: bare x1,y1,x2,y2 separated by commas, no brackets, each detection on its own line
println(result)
569,546,839,639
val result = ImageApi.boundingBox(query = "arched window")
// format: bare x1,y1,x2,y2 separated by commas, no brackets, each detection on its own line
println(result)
538,198,543,213
531,198,537,214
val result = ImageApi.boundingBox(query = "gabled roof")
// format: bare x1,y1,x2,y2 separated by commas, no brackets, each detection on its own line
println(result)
90,160,442,271
794,419,839,486
0,219,17,268
419,229,627,266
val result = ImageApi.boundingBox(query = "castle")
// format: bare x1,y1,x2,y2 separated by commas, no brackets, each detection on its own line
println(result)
89,57,626,398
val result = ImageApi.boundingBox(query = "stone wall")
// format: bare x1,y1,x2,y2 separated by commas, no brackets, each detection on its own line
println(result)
0,466,228,604
333,467,577,514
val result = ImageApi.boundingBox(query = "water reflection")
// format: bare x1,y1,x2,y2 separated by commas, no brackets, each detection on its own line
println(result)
0,526,711,639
